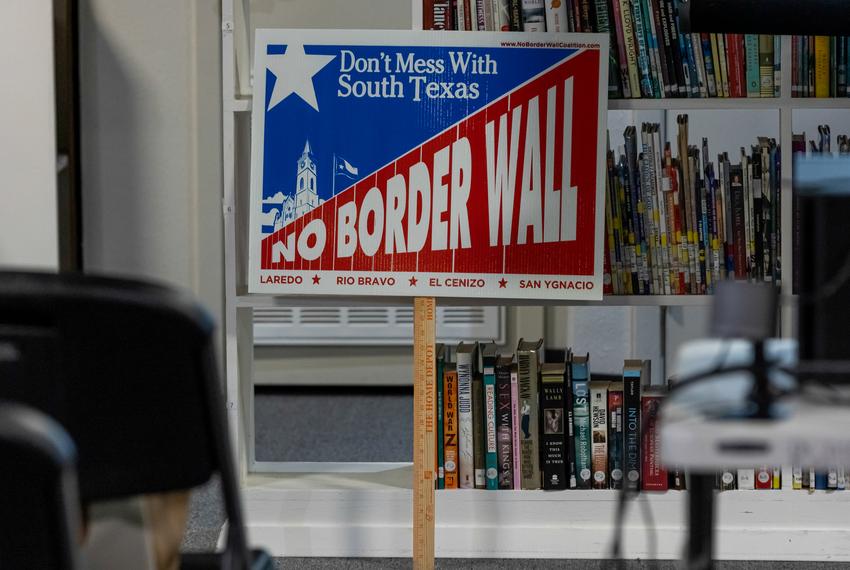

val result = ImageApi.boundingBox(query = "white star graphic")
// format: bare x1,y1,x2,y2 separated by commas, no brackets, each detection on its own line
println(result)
265,44,335,112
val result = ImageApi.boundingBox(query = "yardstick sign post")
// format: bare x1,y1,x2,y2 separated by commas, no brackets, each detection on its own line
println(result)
249,29,608,566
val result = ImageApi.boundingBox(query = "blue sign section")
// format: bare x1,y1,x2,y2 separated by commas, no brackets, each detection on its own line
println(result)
259,43,573,234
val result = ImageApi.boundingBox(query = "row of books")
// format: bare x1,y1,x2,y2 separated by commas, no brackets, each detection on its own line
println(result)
713,467,781,490
602,114,782,296
791,36,850,98
435,339,679,491
793,468,850,490
790,125,849,294
422,1,782,100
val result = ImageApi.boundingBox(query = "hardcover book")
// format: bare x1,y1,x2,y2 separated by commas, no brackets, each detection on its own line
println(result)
541,362,567,490
436,343,446,489
564,349,576,488
517,338,543,490
472,366,486,489
480,343,499,490
572,353,592,489
737,468,755,490
607,381,624,489
589,380,609,489
456,342,478,489
495,354,515,490
640,387,667,491
510,363,522,488
623,359,647,491
443,365,459,489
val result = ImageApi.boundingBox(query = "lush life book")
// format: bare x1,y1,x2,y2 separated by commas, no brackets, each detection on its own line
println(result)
571,353,592,489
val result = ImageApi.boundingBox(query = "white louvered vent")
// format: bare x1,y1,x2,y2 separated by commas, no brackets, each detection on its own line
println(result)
253,306,504,345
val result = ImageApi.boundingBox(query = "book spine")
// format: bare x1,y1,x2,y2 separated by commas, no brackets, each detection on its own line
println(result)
472,374,486,488
444,370,459,489
774,35,781,97
619,0,642,98
475,0,488,29
564,364,576,487
437,355,445,489
510,367,522,489
496,0,512,30
521,0,546,31
745,34,760,97
756,466,772,489
660,0,685,96
608,389,624,489
572,367,592,488
815,35,830,97
759,34,775,97
840,37,848,97
623,370,641,490
484,367,499,490
457,353,475,489
689,33,707,97
631,0,655,97
595,0,622,99
718,468,736,490
731,167,746,279
541,373,567,490
610,0,633,98
518,350,541,489
641,0,665,97
509,0,522,30
545,0,569,31
792,466,803,490
717,34,731,97
726,34,741,97
424,0,454,29
579,0,593,31
496,366,514,490
590,385,609,489
653,0,678,97
700,34,718,97
737,468,755,490
640,395,668,490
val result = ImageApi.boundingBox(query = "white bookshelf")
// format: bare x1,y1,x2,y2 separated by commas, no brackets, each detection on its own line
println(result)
220,2,850,560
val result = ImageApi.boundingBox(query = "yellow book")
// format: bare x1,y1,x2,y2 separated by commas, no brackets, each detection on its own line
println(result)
815,35,830,98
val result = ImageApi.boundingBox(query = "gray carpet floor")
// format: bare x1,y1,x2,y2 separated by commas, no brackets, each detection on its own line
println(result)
182,387,849,569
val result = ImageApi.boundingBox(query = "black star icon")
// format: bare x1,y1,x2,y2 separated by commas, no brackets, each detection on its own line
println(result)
312,274,321,284
409,276,418,286
498,278,508,288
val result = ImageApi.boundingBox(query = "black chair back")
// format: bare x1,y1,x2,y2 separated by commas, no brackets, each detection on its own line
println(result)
0,272,254,569
0,402,81,570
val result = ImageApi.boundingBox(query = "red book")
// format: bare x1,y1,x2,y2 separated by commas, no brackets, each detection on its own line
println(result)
641,390,668,491
725,34,740,97
423,0,453,30
756,466,772,489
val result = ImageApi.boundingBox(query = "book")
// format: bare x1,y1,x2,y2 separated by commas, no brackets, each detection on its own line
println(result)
480,343,499,490
495,355,515,490
510,363,522,488
744,34,760,97
640,387,667,491
472,366,486,489
456,342,477,489
443,365,459,489
756,466,772,489
520,0,546,30
759,34,774,97
564,349,577,488
544,0,568,32
572,353,592,488
517,338,543,490
814,35,830,97
436,344,446,489
737,468,755,490
623,359,647,490
589,380,609,489
541,362,567,489
424,0,454,29
607,381,624,489
718,468,736,491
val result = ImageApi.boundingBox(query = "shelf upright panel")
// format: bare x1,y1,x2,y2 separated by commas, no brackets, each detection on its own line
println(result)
780,35,795,339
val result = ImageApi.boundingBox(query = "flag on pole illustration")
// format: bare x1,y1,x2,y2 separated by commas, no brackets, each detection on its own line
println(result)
335,155,359,178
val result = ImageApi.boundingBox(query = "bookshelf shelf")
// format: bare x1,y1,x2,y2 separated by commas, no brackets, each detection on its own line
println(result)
236,293,715,308
238,466,850,560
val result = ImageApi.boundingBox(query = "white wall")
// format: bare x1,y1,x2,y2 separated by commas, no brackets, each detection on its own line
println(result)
0,0,58,270
79,0,223,335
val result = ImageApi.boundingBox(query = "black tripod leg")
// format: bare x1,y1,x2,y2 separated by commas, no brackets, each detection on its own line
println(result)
687,473,715,570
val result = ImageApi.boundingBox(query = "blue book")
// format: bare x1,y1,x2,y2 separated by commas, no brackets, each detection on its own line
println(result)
623,359,647,491
700,34,718,97
572,354,592,489
480,343,499,490
630,0,655,97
